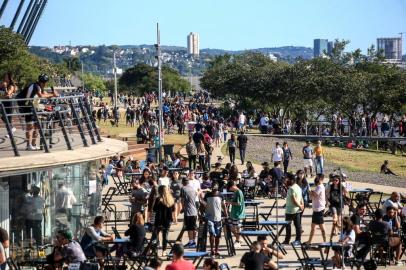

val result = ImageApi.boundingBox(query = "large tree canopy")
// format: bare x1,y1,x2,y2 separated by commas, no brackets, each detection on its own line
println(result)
119,63,190,95
201,48,406,120
0,26,68,87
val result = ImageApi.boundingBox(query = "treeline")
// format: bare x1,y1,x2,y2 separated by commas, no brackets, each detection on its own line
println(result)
0,27,68,87
201,42,406,120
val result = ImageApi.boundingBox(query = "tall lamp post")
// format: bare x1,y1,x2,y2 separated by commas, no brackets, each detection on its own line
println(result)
155,23,163,162
113,51,118,109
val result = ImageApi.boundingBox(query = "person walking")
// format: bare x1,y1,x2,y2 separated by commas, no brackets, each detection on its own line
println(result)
271,142,284,164
282,142,293,174
226,134,237,164
305,174,327,244
283,173,304,245
186,136,197,170
197,141,207,171
227,181,245,248
170,171,182,224
314,141,324,174
181,178,198,248
302,141,314,177
237,131,248,165
152,186,175,257
202,183,228,257
326,175,348,238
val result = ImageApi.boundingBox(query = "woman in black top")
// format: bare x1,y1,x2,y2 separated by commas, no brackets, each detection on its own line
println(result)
169,171,182,224
152,185,175,257
124,212,146,255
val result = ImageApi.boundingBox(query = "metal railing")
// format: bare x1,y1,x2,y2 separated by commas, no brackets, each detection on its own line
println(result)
0,94,102,156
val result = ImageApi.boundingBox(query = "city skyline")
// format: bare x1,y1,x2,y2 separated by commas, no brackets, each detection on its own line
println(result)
0,0,405,54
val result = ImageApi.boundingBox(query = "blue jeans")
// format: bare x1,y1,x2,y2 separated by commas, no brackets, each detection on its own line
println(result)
315,156,324,174
239,148,246,164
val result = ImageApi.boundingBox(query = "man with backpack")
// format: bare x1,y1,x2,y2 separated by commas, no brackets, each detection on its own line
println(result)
16,74,58,150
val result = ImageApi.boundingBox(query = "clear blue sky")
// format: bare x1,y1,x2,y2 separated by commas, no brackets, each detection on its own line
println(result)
1,0,406,53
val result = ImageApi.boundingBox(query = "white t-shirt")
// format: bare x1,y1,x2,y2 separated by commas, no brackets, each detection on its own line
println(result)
272,147,284,162
158,176,170,187
189,178,201,202
312,184,326,212
239,114,246,124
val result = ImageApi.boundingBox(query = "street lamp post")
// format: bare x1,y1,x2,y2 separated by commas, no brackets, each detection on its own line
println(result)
156,23,163,162
113,52,118,109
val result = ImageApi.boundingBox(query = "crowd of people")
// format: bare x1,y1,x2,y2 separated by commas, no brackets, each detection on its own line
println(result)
2,74,406,270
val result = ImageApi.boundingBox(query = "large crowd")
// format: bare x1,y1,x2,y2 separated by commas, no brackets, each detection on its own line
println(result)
1,73,406,270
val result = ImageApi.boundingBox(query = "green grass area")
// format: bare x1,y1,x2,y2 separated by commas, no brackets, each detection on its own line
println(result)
220,139,406,178
99,120,188,153
323,146,406,177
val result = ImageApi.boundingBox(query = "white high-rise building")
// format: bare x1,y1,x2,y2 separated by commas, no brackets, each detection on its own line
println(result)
187,32,200,56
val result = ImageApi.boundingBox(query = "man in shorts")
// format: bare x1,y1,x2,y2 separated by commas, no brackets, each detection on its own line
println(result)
16,74,58,150
181,178,198,248
302,141,314,177
227,181,245,248
202,183,228,257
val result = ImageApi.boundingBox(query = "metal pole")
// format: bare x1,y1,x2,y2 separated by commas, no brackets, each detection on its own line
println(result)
0,0,9,20
21,0,40,39
17,0,34,33
157,22,163,162
10,0,25,30
113,52,118,109
81,62,85,90
26,0,47,44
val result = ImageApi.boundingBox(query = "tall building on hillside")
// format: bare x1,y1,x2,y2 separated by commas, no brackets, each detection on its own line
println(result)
327,41,334,55
313,39,328,57
187,32,200,56
377,37,402,61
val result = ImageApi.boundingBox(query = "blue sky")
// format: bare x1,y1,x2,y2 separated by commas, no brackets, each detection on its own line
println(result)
1,0,406,53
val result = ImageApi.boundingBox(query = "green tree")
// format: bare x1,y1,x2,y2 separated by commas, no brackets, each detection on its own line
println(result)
81,73,106,93
119,63,190,95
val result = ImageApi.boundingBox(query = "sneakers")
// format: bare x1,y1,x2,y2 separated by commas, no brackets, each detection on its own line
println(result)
26,145,38,151
291,240,301,246
184,241,196,248
11,127,16,133
234,241,241,248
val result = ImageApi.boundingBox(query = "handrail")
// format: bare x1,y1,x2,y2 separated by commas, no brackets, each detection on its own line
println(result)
0,94,101,156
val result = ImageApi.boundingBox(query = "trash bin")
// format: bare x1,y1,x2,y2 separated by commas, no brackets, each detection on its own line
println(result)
163,144,175,161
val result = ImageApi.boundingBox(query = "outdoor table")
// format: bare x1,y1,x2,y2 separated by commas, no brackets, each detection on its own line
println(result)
168,251,209,268
317,242,352,270
258,220,289,255
349,188,373,213
244,200,263,229
259,194,284,220
18,258,48,270
240,230,274,247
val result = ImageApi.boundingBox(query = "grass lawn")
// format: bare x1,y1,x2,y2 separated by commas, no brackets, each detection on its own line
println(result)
323,146,406,177
98,120,188,153
220,140,406,178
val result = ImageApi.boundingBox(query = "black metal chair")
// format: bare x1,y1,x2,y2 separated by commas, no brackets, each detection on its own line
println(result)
369,232,391,266
291,242,323,270
6,257,20,270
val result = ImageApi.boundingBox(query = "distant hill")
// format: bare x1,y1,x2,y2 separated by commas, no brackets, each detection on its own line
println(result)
29,44,313,76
